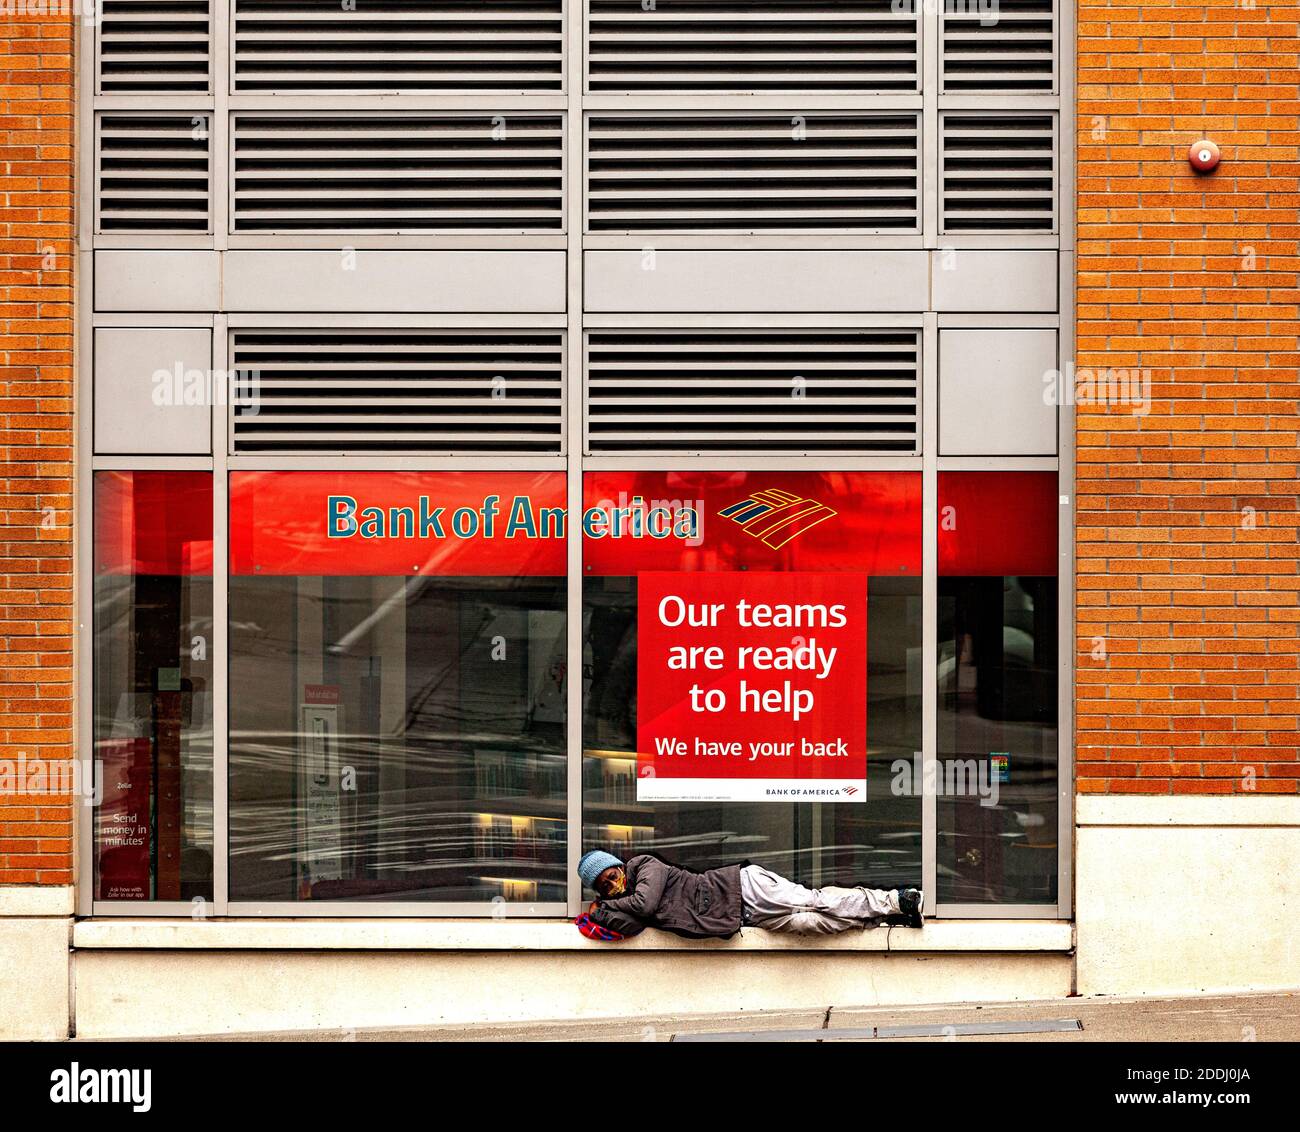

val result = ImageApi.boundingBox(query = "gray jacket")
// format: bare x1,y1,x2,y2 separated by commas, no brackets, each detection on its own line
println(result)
588,854,743,939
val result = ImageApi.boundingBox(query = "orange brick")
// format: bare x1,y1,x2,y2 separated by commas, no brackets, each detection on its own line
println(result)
1076,0,1299,798
0,10,75,882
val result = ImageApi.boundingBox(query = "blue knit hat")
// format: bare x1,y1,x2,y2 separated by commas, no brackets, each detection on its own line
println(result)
578,849,624,889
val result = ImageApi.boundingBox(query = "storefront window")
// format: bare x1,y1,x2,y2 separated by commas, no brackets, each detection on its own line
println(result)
937,472,1059,904
228,472,567,903
88,466,1062,915
582,471,922,891
93,471,214,901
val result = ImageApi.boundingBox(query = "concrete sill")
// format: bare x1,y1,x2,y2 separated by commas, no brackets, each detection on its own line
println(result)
73,918,1074,953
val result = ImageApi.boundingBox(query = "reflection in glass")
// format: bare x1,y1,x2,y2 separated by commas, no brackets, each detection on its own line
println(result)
229,574,566,902
937,576,1058,903
93,471,213,901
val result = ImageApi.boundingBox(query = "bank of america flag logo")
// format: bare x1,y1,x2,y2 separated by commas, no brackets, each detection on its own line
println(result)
719,488,838,550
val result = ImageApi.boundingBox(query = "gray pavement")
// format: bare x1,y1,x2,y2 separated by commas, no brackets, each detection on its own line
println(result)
165,989,1299,1042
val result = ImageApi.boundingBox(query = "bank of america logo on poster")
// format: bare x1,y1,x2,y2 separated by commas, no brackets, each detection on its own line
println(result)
718,488,838,550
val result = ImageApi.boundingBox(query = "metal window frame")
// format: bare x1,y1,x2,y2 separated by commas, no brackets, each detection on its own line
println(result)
223,323,569,457
580,320,923,457
95,0,217,98
581,106,926,241
937,0,1059,97
75,0,1075,923
225,108,569,239
937,107,1060,238
226,0,568,98
1056,0,1077,921
92,108,217,239
581,0,923,98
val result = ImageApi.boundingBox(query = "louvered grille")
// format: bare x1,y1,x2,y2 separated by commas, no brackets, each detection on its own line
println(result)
232,1,564,92
586,329,919,452
588,1,918,92
97,113,211,233
99,0,212,92
231,330,565,453
587,114,920,232
941,113,1055,233
942,0,1055,92
231,114,565,232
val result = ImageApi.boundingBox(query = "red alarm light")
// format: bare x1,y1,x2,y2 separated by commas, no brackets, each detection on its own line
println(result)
1188,139,1220,173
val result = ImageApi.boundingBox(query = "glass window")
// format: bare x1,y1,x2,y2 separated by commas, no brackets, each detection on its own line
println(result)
582,471,922,891
228,472,567,903
88,465,1064,916
93,471,213,902
937,472,1059,904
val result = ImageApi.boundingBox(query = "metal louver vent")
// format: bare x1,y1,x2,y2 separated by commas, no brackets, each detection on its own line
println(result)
586,329,919,452
587,114,920,232
232,1,563,92
941,113,1055,233
230,330,564,453
99,0,212,92
97,114,211,233
588,1,918,92
231,114,564,232
941,0,1055,92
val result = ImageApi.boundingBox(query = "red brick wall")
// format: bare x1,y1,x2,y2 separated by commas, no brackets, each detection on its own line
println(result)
0,11,75,882
1076,0,1300,794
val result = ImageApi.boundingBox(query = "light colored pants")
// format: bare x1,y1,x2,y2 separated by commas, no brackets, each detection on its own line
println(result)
740,864,900,934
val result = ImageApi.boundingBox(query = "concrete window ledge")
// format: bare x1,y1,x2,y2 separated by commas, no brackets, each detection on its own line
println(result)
73,918,1073,953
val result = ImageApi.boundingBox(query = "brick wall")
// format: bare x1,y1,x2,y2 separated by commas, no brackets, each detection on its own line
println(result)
1076,0,1300,794
0,11,75,882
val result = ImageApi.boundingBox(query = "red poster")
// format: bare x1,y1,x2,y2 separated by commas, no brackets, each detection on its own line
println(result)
96,738,152,900
636,571,868,803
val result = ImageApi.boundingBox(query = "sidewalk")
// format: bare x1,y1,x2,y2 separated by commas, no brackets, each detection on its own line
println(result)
157,990,1299,1042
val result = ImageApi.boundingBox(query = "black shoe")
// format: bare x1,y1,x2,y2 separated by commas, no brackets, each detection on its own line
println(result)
895,887,924,928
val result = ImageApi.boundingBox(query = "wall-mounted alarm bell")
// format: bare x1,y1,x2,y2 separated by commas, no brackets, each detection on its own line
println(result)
1188,139,1220,173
